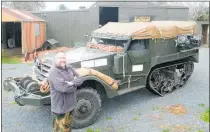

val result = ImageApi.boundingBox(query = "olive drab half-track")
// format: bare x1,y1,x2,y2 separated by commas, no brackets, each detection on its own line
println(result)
3,21,202,129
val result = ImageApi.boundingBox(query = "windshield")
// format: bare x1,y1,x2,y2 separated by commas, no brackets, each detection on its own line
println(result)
90,37,128,48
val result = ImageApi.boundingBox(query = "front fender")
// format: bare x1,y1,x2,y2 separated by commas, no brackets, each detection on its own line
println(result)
81,76,118,98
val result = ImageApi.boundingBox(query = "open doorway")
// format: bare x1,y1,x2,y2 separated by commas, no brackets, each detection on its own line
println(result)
6,22,22,48
2,22,22,56
202,24,208,45
99,7,119,27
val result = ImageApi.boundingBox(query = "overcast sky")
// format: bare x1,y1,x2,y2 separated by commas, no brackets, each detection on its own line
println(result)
44,2,95,11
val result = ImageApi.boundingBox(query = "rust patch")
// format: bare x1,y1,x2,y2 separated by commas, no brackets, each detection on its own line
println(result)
170,125,188,132
165,104,187,115
151,114,163,121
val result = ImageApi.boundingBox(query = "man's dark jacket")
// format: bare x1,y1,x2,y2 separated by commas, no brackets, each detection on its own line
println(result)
48,65,83,114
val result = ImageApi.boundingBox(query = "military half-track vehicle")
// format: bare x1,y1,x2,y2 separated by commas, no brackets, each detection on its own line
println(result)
3,21,202,129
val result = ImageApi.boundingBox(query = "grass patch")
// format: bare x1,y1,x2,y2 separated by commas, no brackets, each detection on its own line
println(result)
152,106,161,110
86,128,101,132
18,122,22,126
197,129,204,132
187,128,193,132
11,101,17,105
200,107,209,123
86,128,94,132
152,105,165,112
28,63,33,66
106,117,112,120
118,127,125,132
94,129,101,132
162,129,170,132
133,117,139,121
105,128,112,132
198,103,206,108
2,56,22,64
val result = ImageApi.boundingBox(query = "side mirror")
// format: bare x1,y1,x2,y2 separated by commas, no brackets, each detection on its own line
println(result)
113,53,128,74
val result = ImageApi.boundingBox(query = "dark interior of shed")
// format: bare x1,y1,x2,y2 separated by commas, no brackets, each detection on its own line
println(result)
202,24,208,44
2,22,22,49
99,7,119,26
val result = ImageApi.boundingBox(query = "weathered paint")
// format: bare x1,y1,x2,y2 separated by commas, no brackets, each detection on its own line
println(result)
22,22,46,54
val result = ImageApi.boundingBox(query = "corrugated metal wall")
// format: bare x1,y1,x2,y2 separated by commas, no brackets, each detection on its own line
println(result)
32,2,189,47
119,7,166,22
21,21,46,54
33,8,98,47
166,7,189,20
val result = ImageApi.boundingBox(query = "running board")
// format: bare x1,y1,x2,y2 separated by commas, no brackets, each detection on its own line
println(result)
117,85,145,96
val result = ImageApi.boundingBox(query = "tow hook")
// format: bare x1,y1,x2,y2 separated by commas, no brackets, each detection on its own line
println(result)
14,96,24,106
14,92,26,106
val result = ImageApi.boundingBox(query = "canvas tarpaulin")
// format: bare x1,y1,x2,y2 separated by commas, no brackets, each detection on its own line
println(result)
92,22,158,38
39,67,119,93
92,21,197,40
87,43,124,52
75,68,118,90
151,21,197,39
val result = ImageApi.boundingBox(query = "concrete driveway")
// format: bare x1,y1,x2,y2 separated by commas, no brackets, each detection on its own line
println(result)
2,48,209,132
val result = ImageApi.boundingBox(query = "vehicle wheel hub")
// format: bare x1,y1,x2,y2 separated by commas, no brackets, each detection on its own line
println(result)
75,99,92,118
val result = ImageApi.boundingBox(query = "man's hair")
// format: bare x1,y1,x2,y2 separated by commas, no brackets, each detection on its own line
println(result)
54,52,65,60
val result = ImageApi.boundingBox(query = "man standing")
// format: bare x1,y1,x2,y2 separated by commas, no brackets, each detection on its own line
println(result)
48,52,83,132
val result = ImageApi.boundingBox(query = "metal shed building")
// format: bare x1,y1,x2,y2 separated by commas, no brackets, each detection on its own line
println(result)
2,7,46,54
32,2,189,47
195,21,209,45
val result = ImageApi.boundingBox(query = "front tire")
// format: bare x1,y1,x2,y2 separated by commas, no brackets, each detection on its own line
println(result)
72,88,102,129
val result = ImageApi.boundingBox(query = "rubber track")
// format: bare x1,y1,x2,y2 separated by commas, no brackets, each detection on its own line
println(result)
147,61,192,97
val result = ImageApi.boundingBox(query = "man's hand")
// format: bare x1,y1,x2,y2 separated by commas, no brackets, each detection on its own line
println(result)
65,81,74,86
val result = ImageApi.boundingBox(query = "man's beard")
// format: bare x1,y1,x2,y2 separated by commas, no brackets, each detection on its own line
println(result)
60,63,66,69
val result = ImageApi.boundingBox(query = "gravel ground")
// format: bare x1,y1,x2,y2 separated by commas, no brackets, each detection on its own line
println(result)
2,48,209,132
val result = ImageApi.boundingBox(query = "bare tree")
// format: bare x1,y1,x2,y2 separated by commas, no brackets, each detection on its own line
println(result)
2,1,45,11
166,2,209,21
186,2,208,20
58,4,68,10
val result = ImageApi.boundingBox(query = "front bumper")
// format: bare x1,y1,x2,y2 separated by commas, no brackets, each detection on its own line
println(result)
16,94,51,106
3,78,51,106
34,66,46,81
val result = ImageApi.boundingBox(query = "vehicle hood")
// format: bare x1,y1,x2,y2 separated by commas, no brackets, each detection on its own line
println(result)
40,47,115,65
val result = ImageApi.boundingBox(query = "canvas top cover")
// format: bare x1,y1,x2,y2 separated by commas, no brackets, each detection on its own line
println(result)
91,21,197,40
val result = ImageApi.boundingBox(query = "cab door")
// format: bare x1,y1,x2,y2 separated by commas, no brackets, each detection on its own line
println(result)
126,39,150,76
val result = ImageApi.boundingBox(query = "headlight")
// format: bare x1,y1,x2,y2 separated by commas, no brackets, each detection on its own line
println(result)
34,57,41,67
177,35,187,44
46,73,49,77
